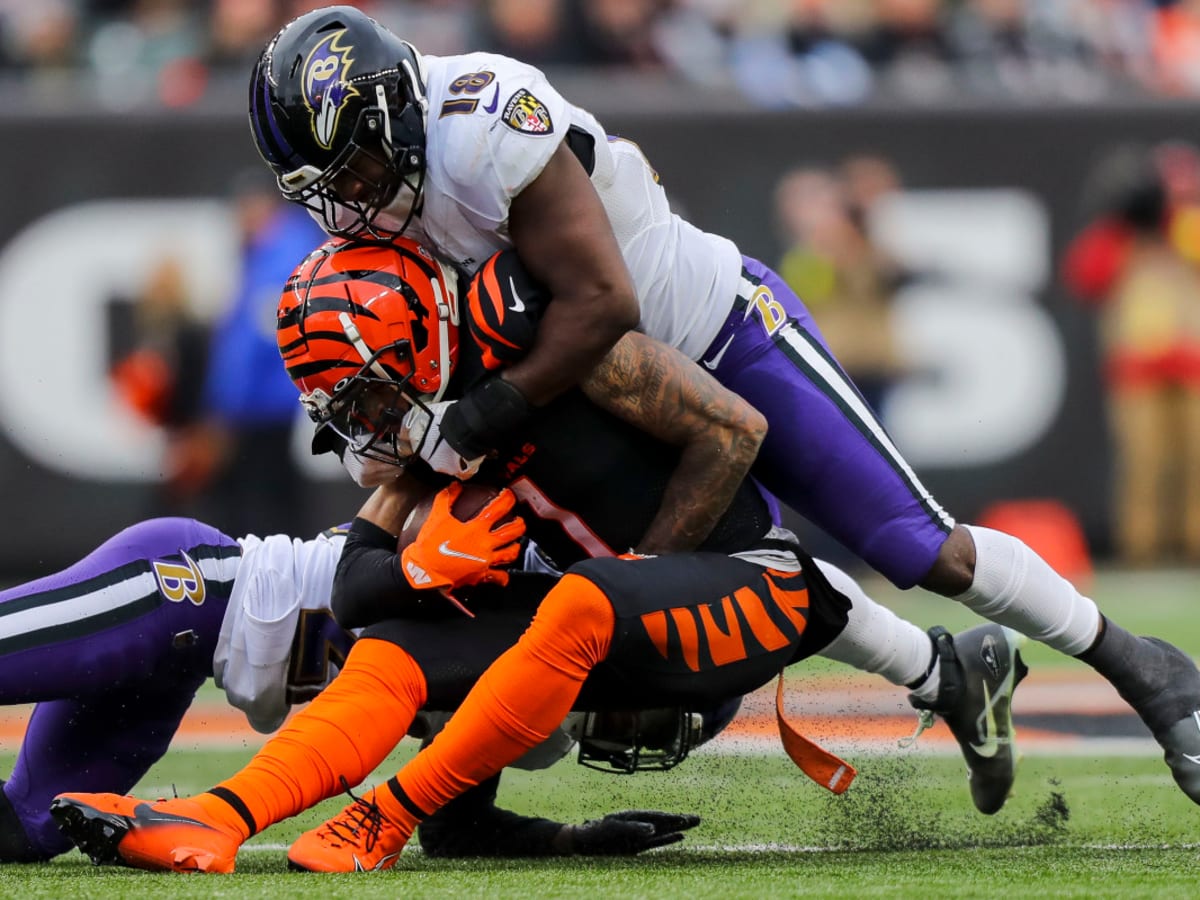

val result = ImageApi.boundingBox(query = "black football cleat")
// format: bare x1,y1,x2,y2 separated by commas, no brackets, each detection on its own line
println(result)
909,624,1028,815
1108,635,1200,804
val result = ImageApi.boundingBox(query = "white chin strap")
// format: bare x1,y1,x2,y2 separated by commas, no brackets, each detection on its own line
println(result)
337,313,392,380
426,261,459,403
375,84,394,152
400,41,430,125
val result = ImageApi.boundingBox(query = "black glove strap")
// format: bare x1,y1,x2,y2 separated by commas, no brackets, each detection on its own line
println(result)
441,376,531,459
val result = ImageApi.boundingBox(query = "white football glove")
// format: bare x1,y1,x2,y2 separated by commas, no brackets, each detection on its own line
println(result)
402,401,484,479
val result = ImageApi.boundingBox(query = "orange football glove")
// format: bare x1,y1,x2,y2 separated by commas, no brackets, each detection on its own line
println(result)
400,484,526,596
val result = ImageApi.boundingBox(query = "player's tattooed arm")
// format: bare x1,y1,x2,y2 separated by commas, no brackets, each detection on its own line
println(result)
581,331,766,554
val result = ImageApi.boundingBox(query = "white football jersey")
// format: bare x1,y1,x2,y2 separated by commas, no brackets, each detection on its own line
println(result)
409,52,742,361
213,531,349,733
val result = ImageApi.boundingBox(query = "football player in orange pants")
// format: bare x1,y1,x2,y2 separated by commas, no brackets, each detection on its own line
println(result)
50,239,1027,872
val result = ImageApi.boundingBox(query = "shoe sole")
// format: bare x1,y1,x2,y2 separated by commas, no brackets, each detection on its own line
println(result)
286,851,401,873
49,798,233,873
49,798,130,866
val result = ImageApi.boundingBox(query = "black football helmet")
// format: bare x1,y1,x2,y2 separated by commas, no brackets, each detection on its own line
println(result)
249,5,428,238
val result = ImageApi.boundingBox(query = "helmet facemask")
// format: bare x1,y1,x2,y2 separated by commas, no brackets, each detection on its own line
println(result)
280,78,426,239
303,338,432,466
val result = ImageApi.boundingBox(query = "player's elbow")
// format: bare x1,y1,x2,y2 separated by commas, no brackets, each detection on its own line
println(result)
606,283,641,333
707,405,765,480
329,578,359,629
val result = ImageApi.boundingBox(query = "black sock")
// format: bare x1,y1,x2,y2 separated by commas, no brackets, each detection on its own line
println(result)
1075,616,1129,680
1077,617,1193,733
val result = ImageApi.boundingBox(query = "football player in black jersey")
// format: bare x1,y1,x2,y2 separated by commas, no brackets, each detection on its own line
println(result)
51,239,1020,873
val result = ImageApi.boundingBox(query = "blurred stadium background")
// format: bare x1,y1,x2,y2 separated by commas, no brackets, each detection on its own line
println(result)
2,0,1200,585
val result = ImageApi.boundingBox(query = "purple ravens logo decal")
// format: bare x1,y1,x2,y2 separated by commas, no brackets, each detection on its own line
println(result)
301,29,360,150
502,89,553,135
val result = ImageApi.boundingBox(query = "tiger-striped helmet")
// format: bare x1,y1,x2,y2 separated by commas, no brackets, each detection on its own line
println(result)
276,237,460,460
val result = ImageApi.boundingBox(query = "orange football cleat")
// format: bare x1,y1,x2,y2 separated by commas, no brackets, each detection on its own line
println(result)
50,793,241,874
287,787,409,872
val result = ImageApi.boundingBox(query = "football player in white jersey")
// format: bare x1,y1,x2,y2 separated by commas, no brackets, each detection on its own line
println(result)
247,6,1200,809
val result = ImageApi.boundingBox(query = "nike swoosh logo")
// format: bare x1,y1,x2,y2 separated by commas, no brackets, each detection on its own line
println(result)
1184,712,1200,764
702,334,735,371
133,803,206,825
969,656,1021,760
507,276,526,313
353,852,400,871
438,541,486,563
969,680,1000,758
483,84,500,114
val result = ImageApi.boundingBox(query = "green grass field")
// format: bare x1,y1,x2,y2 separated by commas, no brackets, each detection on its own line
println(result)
4,567,1200,898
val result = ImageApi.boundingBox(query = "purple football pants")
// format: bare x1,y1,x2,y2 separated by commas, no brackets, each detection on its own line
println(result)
0,518,238,858
700,258,955,589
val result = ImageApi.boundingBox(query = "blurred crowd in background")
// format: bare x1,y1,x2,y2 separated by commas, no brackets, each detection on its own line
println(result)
773,139,1200,569
10,0,1200,109
110,171,324,539
5,0,1200,572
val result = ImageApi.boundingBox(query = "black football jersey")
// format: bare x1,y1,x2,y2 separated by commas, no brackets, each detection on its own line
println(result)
447,251,774,569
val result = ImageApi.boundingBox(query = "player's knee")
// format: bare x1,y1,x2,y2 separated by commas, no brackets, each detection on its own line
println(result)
919,525,977,597
527,574,616,666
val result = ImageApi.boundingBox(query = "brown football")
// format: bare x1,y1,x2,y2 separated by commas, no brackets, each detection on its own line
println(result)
398,483,503,550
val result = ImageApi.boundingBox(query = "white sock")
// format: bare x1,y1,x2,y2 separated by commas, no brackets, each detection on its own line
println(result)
814,559,935,689
957,524,1101,656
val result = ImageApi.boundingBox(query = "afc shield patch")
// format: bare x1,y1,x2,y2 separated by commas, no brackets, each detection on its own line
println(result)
502,89,553,135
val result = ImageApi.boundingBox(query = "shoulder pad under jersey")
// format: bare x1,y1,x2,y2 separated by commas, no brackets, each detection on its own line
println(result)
466,250,549,372
429,52,570,203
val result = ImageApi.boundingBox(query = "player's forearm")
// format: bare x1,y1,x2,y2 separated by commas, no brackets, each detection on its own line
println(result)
582,332,767,553
355,476,427,535
331,520,444,628
506,141,640,407
636,427,764,554
501,290,634,406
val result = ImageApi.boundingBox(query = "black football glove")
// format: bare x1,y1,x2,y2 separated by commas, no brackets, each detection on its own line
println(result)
561,810,701,856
